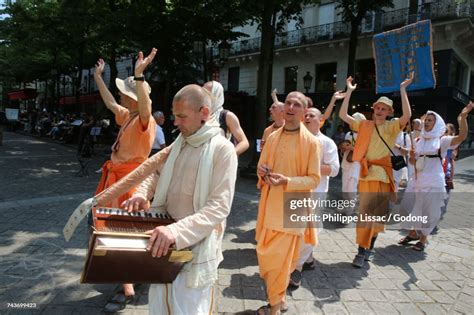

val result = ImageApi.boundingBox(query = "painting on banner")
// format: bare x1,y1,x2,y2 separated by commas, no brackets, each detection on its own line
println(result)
373,20,435,94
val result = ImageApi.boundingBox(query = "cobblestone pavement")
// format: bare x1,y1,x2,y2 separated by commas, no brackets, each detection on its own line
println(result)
0,131,473,314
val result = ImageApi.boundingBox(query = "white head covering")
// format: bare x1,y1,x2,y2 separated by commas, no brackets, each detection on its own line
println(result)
209,81,224,118
416,110,446,154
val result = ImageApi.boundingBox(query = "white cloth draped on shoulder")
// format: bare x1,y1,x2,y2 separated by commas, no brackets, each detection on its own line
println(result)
150,122,224,289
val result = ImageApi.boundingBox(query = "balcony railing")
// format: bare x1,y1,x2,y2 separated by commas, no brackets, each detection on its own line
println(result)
228,1,473,57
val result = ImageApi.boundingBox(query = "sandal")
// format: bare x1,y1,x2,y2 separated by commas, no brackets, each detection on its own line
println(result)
256,304,271,315
104,292,135,313
256,304,288,315
302,258,316,270
412,241,426,251
288,269,302,288
352,253,366,268
398,235,420,245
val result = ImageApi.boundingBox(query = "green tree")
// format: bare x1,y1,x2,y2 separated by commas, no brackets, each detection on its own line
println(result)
246,0,315,153
0,0,73,106
336,0,394,78
126,0,253,107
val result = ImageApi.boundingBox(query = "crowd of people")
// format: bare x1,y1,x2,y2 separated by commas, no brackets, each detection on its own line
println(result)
61,48,473,315
253,76,472,315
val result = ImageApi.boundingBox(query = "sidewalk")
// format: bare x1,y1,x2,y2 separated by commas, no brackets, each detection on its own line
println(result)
0,131,472,314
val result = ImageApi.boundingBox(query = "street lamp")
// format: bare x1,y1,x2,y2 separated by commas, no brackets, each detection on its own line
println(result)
209,42,231,81
303,71,313,94
194,40,231,82
218,41,230,65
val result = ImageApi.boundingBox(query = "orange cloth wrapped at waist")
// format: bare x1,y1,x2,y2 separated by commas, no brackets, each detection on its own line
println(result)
360,155,396,193
95,160,142,207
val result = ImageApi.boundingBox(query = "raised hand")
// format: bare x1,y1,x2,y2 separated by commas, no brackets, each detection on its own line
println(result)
400,72,415,90
346,76,357,92
271,89,279,104
135,48,157,77
94,58,105,77
459,101,473,119
333,90,346,100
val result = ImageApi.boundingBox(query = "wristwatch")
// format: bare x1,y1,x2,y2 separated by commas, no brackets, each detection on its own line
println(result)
133,76,145,81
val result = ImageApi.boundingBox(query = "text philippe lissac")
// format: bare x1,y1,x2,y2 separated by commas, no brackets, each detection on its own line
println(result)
287,197,428,225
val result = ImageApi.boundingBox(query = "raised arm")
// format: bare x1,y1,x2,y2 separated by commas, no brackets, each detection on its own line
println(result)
451,101,473,147
134,48,157,128
323,90,345,121
399,72,414,128
94,58,121,115
339,76,356,126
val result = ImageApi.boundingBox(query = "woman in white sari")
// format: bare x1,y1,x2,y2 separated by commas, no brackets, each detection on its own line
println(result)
398,102,473,251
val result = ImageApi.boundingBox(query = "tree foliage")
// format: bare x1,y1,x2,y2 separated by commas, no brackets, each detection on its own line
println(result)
336,0,394,78
248,0,316,148
0,0,255,106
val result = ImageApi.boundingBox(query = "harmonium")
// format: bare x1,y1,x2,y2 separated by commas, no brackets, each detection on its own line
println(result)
81,207,193,284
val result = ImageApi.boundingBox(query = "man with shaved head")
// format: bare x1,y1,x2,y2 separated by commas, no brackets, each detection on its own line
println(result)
261,100,285,149
122,84,238,314
256,91,321,314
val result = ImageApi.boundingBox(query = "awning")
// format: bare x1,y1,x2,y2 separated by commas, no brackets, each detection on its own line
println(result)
7,89,38,100
59,93,101,105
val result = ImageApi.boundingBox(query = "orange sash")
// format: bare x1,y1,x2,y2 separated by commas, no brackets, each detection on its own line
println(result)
95,160,141,207
352,120,396,193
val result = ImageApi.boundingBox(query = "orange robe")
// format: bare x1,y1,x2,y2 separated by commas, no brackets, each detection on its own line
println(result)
95,160,142,207
95,107,156,207
256,123,320,306
351,120,401,248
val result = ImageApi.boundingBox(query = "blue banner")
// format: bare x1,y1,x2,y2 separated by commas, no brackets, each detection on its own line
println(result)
373,20,435,94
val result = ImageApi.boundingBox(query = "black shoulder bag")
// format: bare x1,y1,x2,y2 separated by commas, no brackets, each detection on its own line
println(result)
374,124,407,171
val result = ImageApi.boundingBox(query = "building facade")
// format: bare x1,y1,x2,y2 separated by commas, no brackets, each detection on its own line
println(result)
219,0,474,126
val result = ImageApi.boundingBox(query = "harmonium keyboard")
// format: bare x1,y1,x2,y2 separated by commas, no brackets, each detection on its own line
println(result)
81,207,193,284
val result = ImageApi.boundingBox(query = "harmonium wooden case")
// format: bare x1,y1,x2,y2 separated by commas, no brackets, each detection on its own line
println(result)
81,207,193,284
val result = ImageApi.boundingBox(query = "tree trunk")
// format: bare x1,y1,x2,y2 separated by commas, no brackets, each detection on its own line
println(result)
256,0,276,141
76,41,85,112
346,19,359,79
408,0,418,24
241,0,276,171
203,41,208,82
108,47,118,99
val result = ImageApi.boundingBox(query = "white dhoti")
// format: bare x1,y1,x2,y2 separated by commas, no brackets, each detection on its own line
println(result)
296,240,314,270
342,172,358,193
341,162,359,216
295,191,327,269
149,272,214,315
393,166,407,191
400,185,447,236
